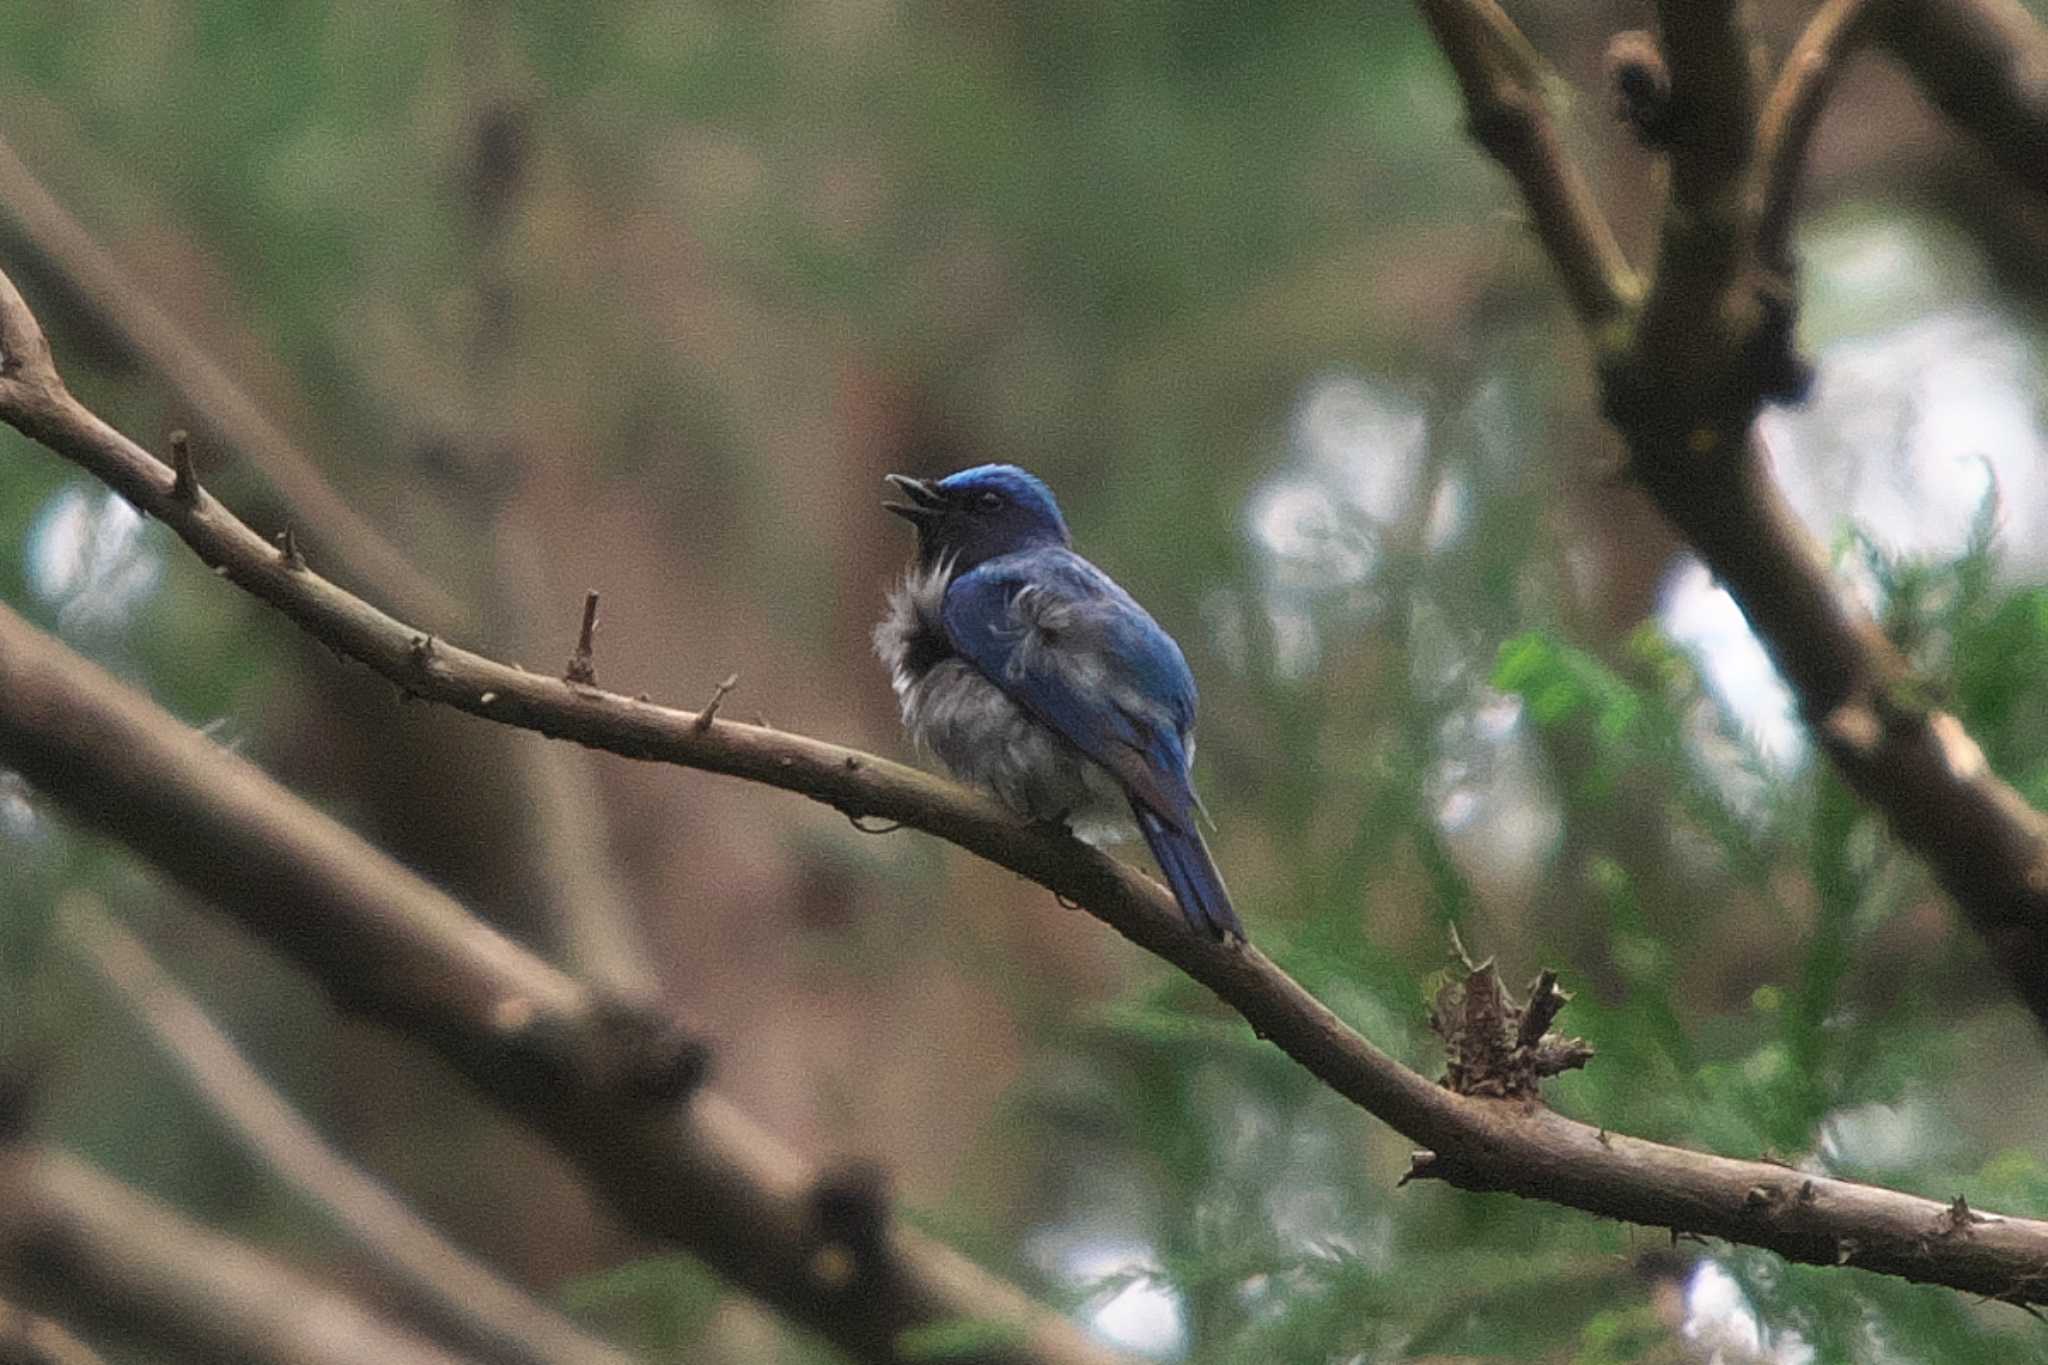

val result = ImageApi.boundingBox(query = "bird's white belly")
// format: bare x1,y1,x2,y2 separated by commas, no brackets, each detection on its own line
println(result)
873,559,1129,839
901,659,1129,839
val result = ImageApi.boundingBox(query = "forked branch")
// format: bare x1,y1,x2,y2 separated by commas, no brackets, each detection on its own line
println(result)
1419,0,2048,1031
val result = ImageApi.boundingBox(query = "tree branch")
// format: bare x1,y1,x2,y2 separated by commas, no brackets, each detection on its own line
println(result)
1873,0,2048,197
0,603,1121,1365
0,1145,481,1365
0,121,660,1012
61,896,637,1365
1631,1,1779,404
1651,0,1760,210
0,131,467,627
0,1299,108,1365
1412,0,1638,331
1755,0,1882,273
3,395,2048,1303
1418,0,2048,1029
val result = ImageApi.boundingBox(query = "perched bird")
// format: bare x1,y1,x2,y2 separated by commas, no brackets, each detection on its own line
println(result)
874,464,1244,943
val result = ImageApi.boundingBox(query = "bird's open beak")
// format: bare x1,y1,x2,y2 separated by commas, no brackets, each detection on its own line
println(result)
882,473,946,523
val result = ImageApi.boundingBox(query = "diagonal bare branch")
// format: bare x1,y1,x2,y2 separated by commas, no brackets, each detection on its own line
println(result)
1412,0,1639,331
0,1145,483,1365
0,131,467,626
1873,0,2048,197
62,897,639,1365
5,282,2048,1301
0,598,1122,1365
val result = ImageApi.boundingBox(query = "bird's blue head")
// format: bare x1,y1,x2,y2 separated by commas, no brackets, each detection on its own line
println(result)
884,464,1071,574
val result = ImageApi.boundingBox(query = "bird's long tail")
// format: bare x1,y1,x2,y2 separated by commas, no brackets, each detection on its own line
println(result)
1133,805,1245,943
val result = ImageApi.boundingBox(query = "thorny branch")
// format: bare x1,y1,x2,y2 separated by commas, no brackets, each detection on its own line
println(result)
5,270,2048,1304
0,130,465,626
0,600,1123,1365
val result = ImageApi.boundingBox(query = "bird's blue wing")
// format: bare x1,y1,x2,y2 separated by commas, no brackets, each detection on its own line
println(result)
940,550,1198,828
944,549,1245,941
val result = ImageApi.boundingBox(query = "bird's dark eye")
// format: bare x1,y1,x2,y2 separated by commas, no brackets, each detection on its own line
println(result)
977,491,1003,511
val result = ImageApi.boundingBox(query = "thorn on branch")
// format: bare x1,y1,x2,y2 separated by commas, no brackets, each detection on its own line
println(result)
564,591,600,686
1398,1150,1440,1187
1605,30,1677,147
1938,1193,1993,1238
169,429,199,503
1516,969,1572,1047
274,524,306,572
407,638,436,687
1447,921,1481,974
692,672,740,733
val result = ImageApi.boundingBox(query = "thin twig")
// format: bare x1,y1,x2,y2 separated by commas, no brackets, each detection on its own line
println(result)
693,672,741,733
564,590,600,686
1755,0,1882,272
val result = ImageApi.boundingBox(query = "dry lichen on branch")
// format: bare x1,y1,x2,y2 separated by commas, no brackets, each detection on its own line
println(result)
1431,937,1595,1099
